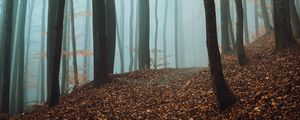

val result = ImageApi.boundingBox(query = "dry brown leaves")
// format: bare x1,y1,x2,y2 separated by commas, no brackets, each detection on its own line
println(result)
11,33,300,119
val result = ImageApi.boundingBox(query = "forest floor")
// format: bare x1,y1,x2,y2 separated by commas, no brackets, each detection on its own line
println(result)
12,33,300,119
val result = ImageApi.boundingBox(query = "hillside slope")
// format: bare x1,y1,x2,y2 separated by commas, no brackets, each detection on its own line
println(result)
12,34,300,119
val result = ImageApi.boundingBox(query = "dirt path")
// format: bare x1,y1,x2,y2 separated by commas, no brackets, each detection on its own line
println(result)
114,67,203,86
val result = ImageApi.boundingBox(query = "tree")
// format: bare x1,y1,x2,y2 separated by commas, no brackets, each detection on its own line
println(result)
255,0,259,37
203,0,239,111
154,0,159,69
106,0,116,74
69,0,79,88
61,0,70,95
261,0,273,32
40,0,46,102
129,0,134,71
174,0,179,68
273,0,296,52
289,0,300,38
235,0,249,66
83,0,92,81
0,0,14,114
47,0,66,107
92,0,109,86
243,0,249,44
228,1,236,51
138,0,150,69
134,0,139,71
220,0,232,55
117,0,125,73
163,0,169,68
16,0,28,112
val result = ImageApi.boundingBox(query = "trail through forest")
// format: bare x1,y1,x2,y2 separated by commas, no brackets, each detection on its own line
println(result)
12,33,300,119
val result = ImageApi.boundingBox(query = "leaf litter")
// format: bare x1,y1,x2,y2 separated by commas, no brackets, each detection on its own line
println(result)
11,33,300,119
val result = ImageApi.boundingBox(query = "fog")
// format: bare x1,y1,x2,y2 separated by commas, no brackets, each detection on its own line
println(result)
0,0,270,113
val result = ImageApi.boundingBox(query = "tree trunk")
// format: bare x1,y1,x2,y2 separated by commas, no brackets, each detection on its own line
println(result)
138,0,150,69
69,0,78,88
261,0,273,32
228,2,236,51
163,0,169,68
106,0,116,74
129,0,134,71
47,0,66,107
118,0,125,73
174,0,179,68
290,0,300,38
273,0,296,52
154,0,159,69
243,0,249,44
235,0,249,66
17,0,28,112
203,0,239,111
255,0,259,37
40,0,46,102
83,0,92,81
134,0,139,71
92,0,109,86
0,0,14,114
61,0,70,95
220,0,233,55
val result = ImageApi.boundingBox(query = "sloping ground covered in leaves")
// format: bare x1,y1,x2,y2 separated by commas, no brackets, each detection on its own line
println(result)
12,34,300,119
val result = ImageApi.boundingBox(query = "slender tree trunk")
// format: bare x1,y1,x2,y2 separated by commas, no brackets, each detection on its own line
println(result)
83,0,92,81
40,0,46,102
273,0,296,52
163,0,169,68
47,0,66,107
261,0,273,32
134,0,139,71
228,2,236,51
220,0,233,55
61,0,70,95
139,0,150,69
119,0,125,73
69,0,78,88
0,0,14,114
243,0,249,44
235,0,249,66
116,18,125,72
255,0,259,37
129,0,134,71
290,0,300,38
16,0,28,113
106,0,116,74
92,0,109,86
203,0,239,111
154,0,159,69
174,0,179,68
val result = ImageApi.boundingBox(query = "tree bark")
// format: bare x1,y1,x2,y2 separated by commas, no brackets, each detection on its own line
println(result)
106,0,116,74
47,0,66,107
243,0,249,44
138,0,150,69
83,0,92,81
273,0,296,52
40,0,46,102
220,0,233,55
163,0,169,68
290,0,300,38
261,0,273,32
69,0,79,88
92,0,109,86
129,0,134,71
0,0,14,114
154,0,159,69
203,0,239,111
235,0,249,66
